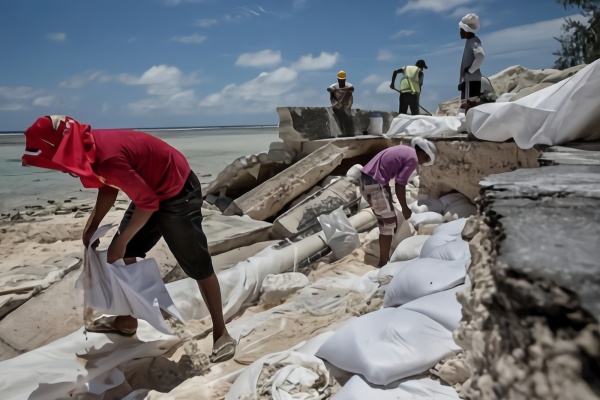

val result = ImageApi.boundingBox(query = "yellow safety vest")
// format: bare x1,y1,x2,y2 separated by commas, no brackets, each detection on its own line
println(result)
399,66,421,94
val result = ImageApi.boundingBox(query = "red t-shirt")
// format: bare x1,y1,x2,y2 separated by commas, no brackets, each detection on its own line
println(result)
85,129,190,211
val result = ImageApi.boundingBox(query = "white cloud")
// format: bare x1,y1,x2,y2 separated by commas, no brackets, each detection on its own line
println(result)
162,0,210,6
293,0,307,11
482,14,588,58
391,29,415,39
376,81,394,94
362,74,383,84
236,50,282,67
377,50,393,61
397,0,472,15
0,86,43,100
292,52,339,71
33,96,55,107
200,67,298,113
59,71,111,89
195,18,218,28
171,33,207,44
120,65,201,114
46,32,66,42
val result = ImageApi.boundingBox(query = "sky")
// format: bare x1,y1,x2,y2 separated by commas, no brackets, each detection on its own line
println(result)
0,0,587,130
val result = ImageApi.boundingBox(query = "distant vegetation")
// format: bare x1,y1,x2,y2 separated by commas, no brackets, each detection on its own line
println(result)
554,0,600,69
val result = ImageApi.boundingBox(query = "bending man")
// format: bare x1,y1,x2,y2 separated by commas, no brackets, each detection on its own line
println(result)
360,137,436,266
390,59,428,115
22,115,236,363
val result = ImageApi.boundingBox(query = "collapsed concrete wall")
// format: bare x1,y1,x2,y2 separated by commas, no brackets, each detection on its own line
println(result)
455,166,600,400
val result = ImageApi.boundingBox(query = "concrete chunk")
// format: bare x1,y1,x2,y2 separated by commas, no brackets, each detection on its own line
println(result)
226,143,347,221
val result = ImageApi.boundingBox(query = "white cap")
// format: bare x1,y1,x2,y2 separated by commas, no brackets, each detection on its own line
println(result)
411,137,436,166
459,13,480,33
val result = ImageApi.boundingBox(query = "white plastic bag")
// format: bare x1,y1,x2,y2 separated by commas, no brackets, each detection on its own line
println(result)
318,206,360,259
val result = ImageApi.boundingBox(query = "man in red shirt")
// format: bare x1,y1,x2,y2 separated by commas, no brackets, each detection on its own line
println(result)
22,115,236,363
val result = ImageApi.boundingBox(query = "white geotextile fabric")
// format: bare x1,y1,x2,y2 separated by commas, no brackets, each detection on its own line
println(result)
467,59,600,148
76,225,184,335
0,322,180,400
389,235,430,262
377,260,413,285
420,232,461,258
433,218,468,236
261,272,311,304
383,257,467,307
385,114,466,138
315,308,461,385
426,239,471,262
332,375,459,400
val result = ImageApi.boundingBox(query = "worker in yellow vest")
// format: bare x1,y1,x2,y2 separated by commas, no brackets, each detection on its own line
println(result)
390,59,427,115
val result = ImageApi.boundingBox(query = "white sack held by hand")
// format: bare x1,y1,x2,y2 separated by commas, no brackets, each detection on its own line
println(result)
76,224,184,334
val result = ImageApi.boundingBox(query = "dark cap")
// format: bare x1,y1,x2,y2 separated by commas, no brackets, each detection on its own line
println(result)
416,59,428,69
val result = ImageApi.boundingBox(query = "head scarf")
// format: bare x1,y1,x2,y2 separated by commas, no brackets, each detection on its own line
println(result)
459,13,480,34
411,137,436,166
22,115,101,187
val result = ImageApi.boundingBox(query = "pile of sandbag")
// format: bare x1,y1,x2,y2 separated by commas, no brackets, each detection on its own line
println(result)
314,218,471,398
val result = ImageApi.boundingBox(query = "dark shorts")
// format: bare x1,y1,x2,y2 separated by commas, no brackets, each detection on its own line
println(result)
399,92,420,115
119,171,214,280
461,81,482,101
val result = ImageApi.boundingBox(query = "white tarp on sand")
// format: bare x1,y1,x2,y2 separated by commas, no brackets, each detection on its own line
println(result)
468,59,600,148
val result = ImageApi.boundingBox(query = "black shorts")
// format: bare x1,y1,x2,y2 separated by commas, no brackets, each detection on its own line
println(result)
118,171,214,280
461,81,482,101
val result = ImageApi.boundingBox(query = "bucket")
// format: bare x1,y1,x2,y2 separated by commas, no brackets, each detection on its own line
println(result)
367,113,383,135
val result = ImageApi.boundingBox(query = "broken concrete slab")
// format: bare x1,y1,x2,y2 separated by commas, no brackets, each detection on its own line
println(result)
203,214,273,255
273,177,360,237
203,153,282,199
277,107,398,142
226,143,347,221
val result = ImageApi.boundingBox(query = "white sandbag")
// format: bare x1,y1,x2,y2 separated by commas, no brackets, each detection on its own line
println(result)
377,260,413,285
419,233,458,258
346,164,363,182
260,273,310,304
385,114,466,138
391,218,415,252
318,207,360,259
76,225,184,335
332,375,460,400
417,198,445,214
409,211,445,227
390,235,430,262
408,201,429,213
383,258,466,307
401,285,466,332
433,218,468,236
426,239,471,263
316,308,461,385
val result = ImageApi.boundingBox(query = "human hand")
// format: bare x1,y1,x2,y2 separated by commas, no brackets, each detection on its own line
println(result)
402,208,412,221
464,67,470,74
389,84,395,90
107,236,128,264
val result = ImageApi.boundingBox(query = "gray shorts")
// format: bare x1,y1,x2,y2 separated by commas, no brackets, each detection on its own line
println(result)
119,171,214,280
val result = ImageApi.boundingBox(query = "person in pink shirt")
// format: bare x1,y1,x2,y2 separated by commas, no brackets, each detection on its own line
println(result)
360,137,436,266
21,115,236,363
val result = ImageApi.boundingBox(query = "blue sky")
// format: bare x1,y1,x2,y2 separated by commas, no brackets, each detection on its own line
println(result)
0,0,586,130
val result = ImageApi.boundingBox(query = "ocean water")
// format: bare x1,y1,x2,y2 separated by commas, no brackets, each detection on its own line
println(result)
0,126,279,214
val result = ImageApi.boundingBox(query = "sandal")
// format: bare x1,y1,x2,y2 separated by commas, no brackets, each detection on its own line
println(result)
85,321,137,337
210,334,237,364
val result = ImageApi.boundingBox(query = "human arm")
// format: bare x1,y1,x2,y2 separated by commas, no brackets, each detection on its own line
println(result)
395,183,412,220
82,186,119,247
419,71,424,87
107,207,153,263
465,41,485,74
390,68,403,89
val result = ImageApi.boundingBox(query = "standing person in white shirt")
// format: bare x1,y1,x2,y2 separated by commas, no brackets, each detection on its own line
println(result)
458,13,485,113
327,70,355,136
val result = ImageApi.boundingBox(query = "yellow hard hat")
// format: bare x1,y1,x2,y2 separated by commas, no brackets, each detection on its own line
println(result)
337,70,347,80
